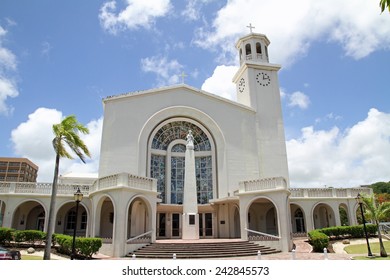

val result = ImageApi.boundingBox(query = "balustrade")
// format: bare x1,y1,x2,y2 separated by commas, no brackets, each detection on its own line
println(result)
290,187,372,198
240,177,287,193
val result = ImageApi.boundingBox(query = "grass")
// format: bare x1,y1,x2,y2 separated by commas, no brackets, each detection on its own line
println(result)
344,240,390,259
21,254,43,260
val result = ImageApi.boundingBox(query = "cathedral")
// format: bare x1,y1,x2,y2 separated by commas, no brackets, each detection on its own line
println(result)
0,30,371,257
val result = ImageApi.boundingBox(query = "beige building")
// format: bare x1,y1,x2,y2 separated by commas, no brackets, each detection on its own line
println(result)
0,31,372,257
0,157,38,183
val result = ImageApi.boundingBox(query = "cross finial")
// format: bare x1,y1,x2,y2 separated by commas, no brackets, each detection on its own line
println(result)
246,23,255,33
180,71,187,84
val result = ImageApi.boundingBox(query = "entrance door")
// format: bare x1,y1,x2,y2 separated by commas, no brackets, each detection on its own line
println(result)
295,217,305,232
171,213,181,238
157,213,166,237
199,213,213,238
37,214,45,231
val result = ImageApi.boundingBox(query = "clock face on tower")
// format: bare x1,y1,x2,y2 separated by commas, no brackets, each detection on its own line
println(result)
256,71,271,86
238,78,246,93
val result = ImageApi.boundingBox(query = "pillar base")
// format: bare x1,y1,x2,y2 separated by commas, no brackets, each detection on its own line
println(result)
182,213,199,240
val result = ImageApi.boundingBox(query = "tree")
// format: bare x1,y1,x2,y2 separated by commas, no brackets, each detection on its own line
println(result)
370,181,390,194
362,194,390,257
43,115,91,260
380,0,390,13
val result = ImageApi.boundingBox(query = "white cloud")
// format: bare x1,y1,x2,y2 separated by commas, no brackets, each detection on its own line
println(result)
286,108,390,187
11,108,102,182
201,65,237,100
181,0,212,21
193,0,390,66
288,91,310,109
99,0,172,34
140,55,183,86
0,25,19,116
315,112,342,124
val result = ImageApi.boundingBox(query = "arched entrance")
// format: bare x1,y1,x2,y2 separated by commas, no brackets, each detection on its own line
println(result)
99,197,114,239
290,204,306,234
247,197,279,236
339,203,349,226
313,203,335,229
56,202,88,236
12,201,45,231
127,197,150,238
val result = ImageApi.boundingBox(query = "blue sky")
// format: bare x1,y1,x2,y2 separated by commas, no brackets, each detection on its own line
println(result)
1,0,389,187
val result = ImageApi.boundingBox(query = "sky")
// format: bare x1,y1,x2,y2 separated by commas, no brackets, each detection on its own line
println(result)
0,0,389,188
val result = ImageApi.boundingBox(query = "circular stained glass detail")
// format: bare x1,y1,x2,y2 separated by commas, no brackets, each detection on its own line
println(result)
152,121,211,151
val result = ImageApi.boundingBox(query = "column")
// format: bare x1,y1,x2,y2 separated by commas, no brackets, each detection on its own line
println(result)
182,130,199,239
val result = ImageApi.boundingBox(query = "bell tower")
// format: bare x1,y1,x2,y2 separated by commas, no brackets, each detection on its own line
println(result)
232,25,289,183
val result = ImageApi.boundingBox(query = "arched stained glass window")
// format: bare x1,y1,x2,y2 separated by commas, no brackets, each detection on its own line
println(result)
152,121,211,151
149,120,215,204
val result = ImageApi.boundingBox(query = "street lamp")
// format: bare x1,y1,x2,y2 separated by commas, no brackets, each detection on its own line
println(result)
71,187,83,260
355,193,372,257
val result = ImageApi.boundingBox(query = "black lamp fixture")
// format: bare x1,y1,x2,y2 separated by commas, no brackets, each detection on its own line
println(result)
355,193,372,257
71,187,83,260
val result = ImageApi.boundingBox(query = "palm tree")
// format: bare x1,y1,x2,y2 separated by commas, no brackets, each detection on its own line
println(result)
362,194,390,257
380,0,390,13
43,115,91,260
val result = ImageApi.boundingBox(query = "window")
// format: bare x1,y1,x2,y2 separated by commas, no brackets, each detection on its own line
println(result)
81,211,87,230
66,210,76,230
171,156,185,204
256,42,262,59
149,120,215,204
245,43,251,55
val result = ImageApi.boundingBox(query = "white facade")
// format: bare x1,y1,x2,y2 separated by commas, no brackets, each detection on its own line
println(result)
0,32,372,257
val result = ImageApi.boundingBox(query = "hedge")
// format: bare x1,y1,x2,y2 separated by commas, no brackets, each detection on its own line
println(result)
308,224,378,252
14,230,46,245
0,227,14,244
0,228,102,259
53,234,102,259
317,224,377,239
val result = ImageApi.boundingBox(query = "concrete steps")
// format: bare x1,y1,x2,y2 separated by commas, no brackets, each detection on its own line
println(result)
128,240,281,259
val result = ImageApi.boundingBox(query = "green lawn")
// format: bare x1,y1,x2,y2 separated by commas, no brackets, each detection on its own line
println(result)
344,240,390,260
21,254,43,260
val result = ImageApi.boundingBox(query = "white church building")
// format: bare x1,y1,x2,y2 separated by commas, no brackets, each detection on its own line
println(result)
0,31,371,257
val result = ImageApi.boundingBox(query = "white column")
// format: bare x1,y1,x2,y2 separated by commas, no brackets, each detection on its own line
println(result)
182,130,199,239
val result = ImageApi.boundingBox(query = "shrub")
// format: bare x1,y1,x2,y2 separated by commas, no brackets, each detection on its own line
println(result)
53,234,102,259
77,237,102,259
308,230,329,252
0,227,14,244
53,234,73,255
317,224,378,240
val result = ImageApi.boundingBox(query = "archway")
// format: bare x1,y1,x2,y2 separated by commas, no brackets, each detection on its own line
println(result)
290,204,306,234
313,203,336,229
127,197,150,238
99,197,114,239
56,202,88,236
339,203,349,226
12,201,45,230
247,197,278,236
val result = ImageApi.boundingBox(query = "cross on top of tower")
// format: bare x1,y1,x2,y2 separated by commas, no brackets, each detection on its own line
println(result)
246,23,255,33
180,71,187,84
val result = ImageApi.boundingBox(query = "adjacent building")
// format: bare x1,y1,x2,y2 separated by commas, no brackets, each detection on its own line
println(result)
0,157,38,183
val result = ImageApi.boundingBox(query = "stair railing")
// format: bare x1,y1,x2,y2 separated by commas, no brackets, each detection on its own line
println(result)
127,230,153,244
245,228,280,241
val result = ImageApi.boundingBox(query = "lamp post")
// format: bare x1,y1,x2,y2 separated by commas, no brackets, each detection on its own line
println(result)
355,193,372,257
71,187,83,260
